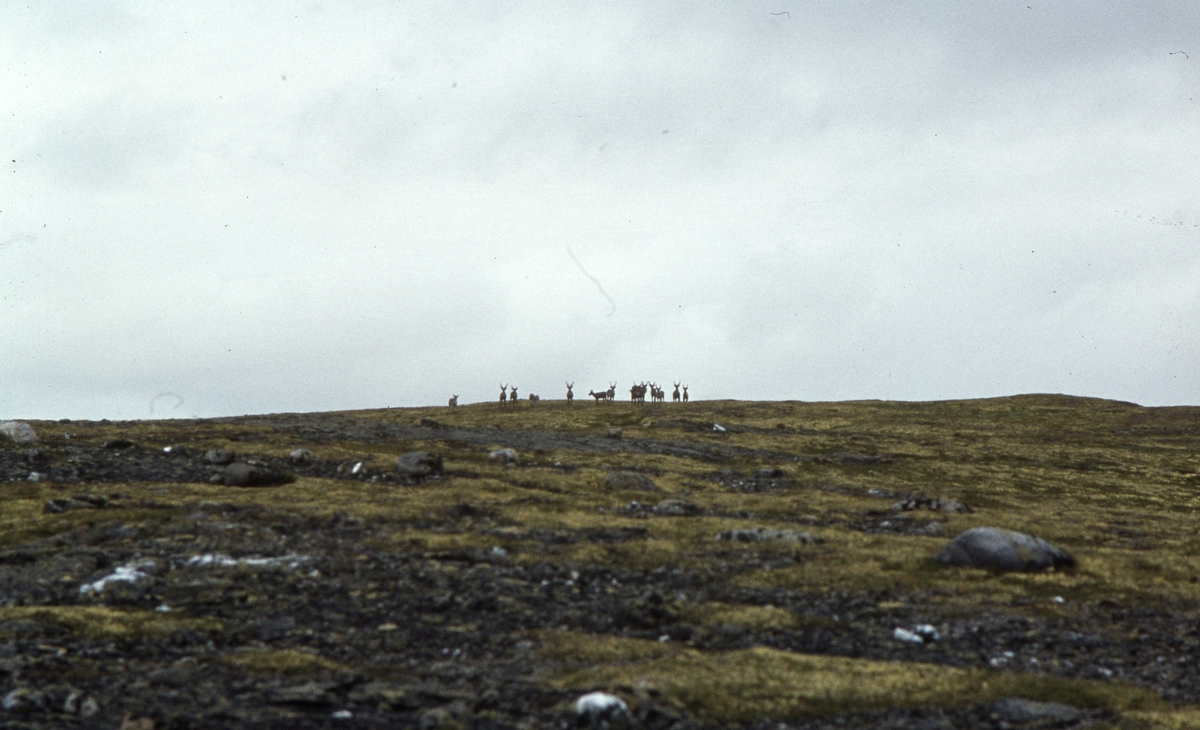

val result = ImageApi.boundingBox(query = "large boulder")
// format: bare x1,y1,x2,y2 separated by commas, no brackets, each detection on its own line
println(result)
933,527,1074,572
0,421,37,445
396,451,444,478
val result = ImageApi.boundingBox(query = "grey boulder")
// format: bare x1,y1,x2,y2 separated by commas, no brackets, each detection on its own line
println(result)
396,451,444,477
0,421,37,445
933,527,1074,572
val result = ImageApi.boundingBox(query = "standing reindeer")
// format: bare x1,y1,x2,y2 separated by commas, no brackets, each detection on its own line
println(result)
672,382,681,403
566,382,574,406
528,393,540,407
448,394,459,409
587,389,607,405
510,385,518,404
499,383,508,406
682,385,689,403
630,383,645,404
606,383,616,402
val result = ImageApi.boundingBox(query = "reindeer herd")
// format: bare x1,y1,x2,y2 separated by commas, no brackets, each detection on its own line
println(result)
446,382,689,408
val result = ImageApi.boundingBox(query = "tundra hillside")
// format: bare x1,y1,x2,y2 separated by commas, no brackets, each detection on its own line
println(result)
1,395,1199,729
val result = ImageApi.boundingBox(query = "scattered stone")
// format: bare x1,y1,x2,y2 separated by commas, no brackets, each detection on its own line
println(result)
204,448,236,465
754,467,785,479
712,423,726,433
933,527,1075,572
990,697,1081,724
102,438,135,450
654,499,703,516
606,427,623,439
486,448,518,466
715,528,820,543
2,687,45,713
893,627,924,643
0,421,37,444
27,472,48,483
396,451,445,477
892,494,971,514
418,417,441,428
604,471,658,492
288,448,315,465
222,462,296,487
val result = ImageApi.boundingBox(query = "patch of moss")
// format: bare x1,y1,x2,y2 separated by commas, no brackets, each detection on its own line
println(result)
221,648,348,675
550,640,1163,724
0,606,222,640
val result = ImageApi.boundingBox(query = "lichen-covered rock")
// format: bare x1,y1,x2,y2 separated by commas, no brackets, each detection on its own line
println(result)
604,471,658,492
0,421,37,445
396,451,444,477
933,527,1074,572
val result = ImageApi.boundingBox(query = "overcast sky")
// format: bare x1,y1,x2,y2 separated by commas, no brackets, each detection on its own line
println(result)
3,2,1198,420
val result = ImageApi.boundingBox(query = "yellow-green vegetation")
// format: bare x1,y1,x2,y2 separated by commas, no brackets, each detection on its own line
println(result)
221,648,349,675
0,606,221,640
542,632,1162,724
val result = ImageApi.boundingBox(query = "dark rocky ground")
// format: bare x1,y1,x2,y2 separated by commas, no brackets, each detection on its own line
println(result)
0,408,1197,729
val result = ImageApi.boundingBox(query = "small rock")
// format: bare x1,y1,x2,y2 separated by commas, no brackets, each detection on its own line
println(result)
418,417,441,428
0,421,37,444
604,471,658,492
204,448,236,465
288,448,315,465
990,697,1081,724
933,527,1075,572
222,462,296,487
486,448,518,466
754,467,785,478
120,714,156,730
101,438,135,450
2,687,45,713
712,423,726,433
654,499,703,516
396,451,445,477
332,709,353,720
893,627,924,643
606,427,623,439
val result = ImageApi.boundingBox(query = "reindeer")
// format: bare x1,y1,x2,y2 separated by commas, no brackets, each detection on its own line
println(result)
448,394,459,409
682,385,689,403
499,383,508,406
528,393,540,407
672,382,681,403
510,385,518,404
587,389,607,405
651,383,664,404
630,383,644,403
566,382,574,406
606,383,616,402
